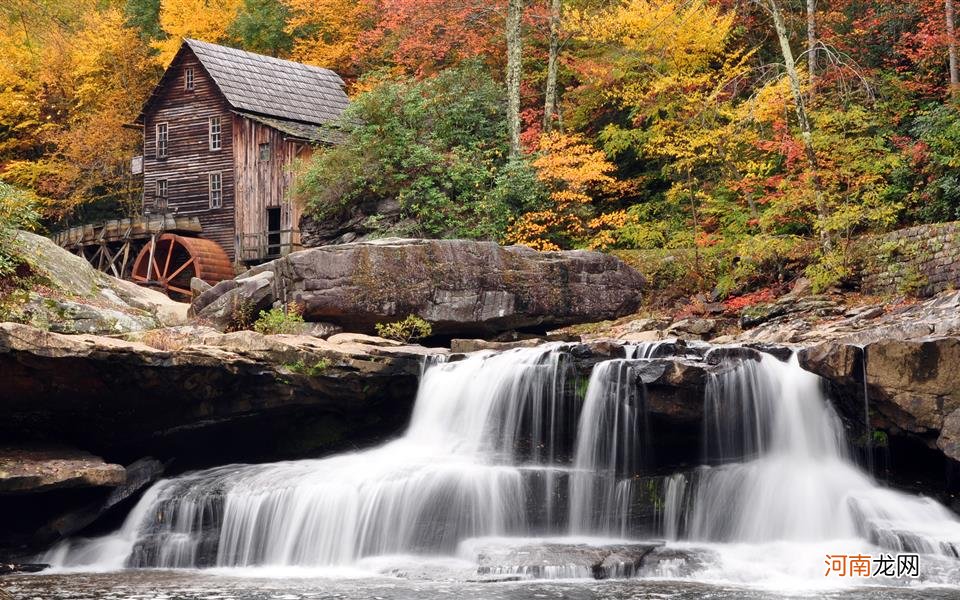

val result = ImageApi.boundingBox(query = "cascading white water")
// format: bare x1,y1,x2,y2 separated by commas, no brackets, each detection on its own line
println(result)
49,347,581,569
568,359,644,536
663,352,960,555
46,341,960,585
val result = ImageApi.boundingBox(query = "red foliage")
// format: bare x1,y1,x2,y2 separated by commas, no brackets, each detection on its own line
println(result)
357,0,505,76
722,287,778,312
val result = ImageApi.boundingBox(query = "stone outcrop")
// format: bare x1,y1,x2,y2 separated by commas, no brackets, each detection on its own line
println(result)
299,199,404,247
191,238,645,336
0,322,442,464
0,447,125,495
6,231,188,334
0,450,163,554
801,336,960,464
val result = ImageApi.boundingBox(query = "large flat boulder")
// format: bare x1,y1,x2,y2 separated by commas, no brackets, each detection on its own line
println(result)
192,238,645,335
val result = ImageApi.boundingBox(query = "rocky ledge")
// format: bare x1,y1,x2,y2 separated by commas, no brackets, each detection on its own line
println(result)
0,446,125,494
0,322,447,465
191,238,645,336
0,324,732,468
801,337,960,464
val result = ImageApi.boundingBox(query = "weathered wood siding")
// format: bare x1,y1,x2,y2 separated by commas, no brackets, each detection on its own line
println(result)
142,50,236,260
233,116,311,259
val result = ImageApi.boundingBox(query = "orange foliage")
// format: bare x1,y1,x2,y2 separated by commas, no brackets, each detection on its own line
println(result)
506,133,622,250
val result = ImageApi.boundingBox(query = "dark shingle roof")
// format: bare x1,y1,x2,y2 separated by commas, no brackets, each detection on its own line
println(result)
235,112,347,145
185,39,349,126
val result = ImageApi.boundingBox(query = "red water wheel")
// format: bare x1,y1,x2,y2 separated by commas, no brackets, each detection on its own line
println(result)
132,234,234,299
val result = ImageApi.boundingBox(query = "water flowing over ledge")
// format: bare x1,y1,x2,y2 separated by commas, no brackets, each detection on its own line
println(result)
45,342,960,588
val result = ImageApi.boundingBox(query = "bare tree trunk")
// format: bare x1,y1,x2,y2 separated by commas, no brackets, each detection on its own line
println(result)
947,0,959,96
543,0,561,133
806,0,816,99
506,0,524,157
765,0,830,250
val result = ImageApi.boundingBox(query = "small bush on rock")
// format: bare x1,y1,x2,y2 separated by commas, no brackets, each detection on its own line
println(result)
254,302,305,335
227,298,256,332
375,315,432,343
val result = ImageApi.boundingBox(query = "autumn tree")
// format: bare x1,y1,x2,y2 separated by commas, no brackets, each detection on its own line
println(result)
153,0,243,64
506,132,619,250
357,0,504,77
0,1,157,222
284,0,371,75
543,0,562,132
506,0,524,157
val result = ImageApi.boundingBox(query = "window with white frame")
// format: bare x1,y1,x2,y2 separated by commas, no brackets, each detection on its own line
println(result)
209,116,221,151
209,172,222,209
155,179,168,208
156,122,168,159
185,67,195,90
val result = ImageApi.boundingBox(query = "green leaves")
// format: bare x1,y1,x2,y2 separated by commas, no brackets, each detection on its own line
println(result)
295,63,545,240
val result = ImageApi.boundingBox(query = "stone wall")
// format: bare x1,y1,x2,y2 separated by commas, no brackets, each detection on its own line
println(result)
859,222,960,297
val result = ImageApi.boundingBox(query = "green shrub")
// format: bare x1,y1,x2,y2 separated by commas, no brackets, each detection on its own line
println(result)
285,357,331,376
0,181,40,277
294,63,545,241
375,314,432,343
253,303,305,335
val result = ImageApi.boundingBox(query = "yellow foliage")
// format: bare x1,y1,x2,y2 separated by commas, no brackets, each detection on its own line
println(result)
533,133,617,195
569,0,734,74
285,0,369,74
0,1,156,220
154,0,244,65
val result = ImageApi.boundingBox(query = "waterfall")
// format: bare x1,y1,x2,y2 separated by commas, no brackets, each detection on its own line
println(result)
861,345,874,474
568,359,644,536
47,342,960,578
50,347,581,569
662,352,960,555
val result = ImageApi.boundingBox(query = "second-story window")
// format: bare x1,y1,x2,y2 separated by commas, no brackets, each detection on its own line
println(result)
209,116,222,151
156,122,168,159
209,172,222,209
185,67,195,91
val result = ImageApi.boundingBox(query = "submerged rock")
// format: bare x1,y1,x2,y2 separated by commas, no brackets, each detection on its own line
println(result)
470,540,663,579
192,238,645,335
637,546,718,578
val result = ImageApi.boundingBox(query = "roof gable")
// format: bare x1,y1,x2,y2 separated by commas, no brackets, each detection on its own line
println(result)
138,39,349,127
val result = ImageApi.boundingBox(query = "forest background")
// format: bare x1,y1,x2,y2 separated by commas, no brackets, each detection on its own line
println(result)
4,0,960,301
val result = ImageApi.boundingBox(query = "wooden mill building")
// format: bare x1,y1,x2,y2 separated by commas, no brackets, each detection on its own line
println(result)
136,38,349,264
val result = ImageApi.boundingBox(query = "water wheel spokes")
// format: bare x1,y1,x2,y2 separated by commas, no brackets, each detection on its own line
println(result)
132,233,233,299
